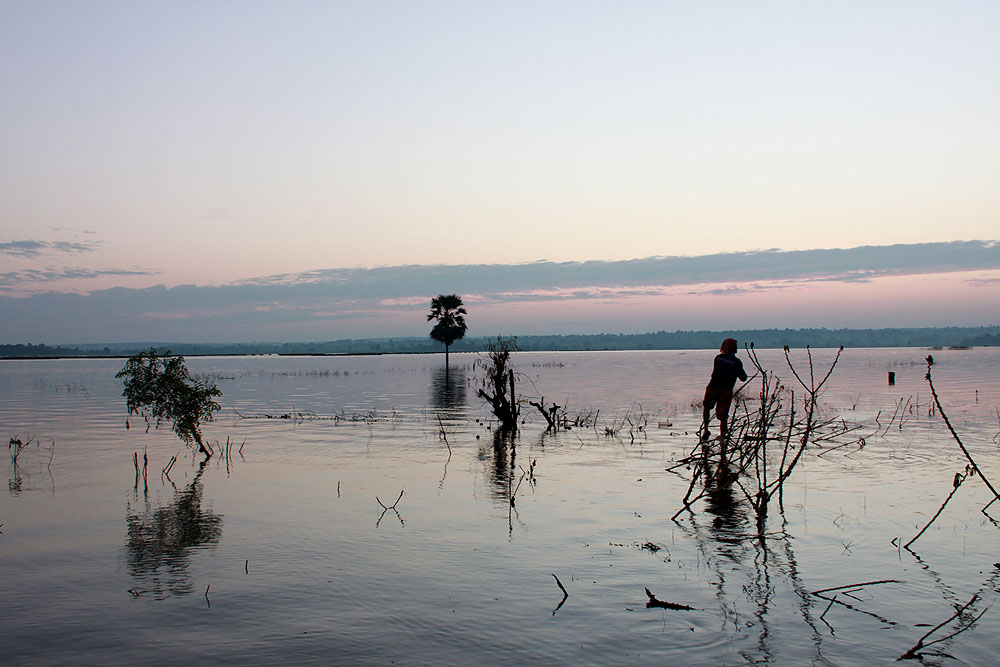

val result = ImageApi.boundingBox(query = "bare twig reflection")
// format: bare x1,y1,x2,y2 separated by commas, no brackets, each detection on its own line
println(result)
809,580,901,626
899,594,988,660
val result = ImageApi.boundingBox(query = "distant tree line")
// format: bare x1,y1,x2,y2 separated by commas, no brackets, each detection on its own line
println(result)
2,325,998,359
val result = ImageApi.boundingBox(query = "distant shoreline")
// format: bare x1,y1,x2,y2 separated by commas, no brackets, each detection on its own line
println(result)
0,347,982,362
1,326,995,360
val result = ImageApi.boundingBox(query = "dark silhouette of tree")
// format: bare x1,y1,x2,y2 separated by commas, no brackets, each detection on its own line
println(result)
427,294,468,369
116,348,221,458
476,336,519,433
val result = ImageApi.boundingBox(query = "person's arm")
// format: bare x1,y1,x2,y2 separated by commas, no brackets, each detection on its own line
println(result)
737,359,748,382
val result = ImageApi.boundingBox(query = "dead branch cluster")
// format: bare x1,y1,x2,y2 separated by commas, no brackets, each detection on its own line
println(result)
528,397,561,431
9,435,31,464
475,337,520,433
602,404,648,443
666,349,998,660
671,345,845,533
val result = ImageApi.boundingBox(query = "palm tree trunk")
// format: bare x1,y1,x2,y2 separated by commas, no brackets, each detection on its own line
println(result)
445,343,450,371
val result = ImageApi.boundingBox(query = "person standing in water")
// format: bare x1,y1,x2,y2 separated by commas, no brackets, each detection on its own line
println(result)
700,338,747,442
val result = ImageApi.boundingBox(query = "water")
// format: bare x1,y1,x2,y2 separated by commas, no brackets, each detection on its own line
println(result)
1,348,998,665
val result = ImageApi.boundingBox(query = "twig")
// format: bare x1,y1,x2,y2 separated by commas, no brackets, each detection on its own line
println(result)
552,573,569,597
882,397,904,437
552,574,569,614
437,415,452,454
376,490,405,527
904,472,966,549
812,579,903,597
377,489,405,510
926,358,1000,503
528,398,560,431
161,453,178,481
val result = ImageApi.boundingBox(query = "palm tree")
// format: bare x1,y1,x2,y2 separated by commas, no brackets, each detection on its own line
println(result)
427,294,468,370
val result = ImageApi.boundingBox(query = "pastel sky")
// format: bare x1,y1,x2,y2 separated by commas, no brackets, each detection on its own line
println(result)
1,2,998,343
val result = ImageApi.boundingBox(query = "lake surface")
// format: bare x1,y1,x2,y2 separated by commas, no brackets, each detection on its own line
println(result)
2,347,999,665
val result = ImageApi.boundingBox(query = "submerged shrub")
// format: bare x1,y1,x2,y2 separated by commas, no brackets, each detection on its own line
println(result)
476,336,519,433
116,348,221,457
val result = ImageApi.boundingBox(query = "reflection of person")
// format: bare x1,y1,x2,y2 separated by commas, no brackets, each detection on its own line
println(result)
700,338,747,441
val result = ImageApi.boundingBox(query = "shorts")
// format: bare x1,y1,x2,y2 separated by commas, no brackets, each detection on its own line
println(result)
703,386,734,422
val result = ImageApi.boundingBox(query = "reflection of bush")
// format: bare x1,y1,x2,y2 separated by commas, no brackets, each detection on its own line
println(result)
125,468,223,598
481,430,515,501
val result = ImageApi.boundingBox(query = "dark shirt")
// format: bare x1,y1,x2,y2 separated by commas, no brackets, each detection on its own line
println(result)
708,352,748,391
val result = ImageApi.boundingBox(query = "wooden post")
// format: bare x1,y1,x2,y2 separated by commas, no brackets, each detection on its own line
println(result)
888,372,895,385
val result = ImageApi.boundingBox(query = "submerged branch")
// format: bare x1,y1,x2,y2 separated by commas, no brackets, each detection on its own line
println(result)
925,358,1000,503
904,472,967,549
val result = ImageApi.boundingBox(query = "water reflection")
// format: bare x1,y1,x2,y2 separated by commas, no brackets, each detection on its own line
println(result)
125,462,223,598
777,516,832,664
482,430,516,502
431,365,467,414
703,461,747,535
7,438,56,496
680,462,835,665
8,474,21,495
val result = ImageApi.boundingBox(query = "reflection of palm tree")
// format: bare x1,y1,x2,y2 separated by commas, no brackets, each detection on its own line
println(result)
125,463,223,598
427,294,468,370
431,366,467,414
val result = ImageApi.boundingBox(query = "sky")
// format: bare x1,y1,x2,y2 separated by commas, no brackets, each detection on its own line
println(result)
1,1,998,343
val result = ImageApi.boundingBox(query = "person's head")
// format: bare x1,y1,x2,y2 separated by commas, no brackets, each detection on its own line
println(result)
720,338,738,355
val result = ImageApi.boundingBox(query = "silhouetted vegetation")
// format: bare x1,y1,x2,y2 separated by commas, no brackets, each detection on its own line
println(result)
672,345,847,533
116,348,221,457
476,336,519,433
427,294,468,369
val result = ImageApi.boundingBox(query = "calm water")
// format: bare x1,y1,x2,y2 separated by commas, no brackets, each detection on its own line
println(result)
2,347,999,665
